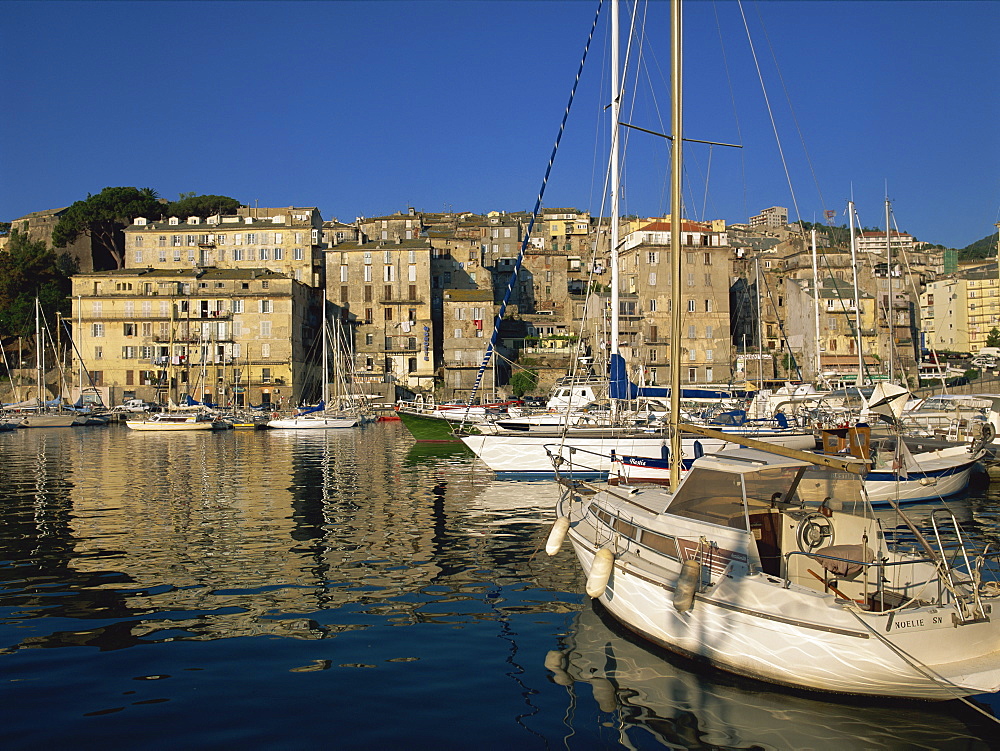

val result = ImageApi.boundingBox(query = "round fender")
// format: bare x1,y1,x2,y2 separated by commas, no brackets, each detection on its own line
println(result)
545,516,570,556
586,548,615,598
271,412,279,420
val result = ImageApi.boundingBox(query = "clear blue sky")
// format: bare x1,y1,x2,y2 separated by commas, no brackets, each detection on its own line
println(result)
2,1,997,248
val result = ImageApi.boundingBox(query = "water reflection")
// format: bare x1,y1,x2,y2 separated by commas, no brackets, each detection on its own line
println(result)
547,601,997,749
3,424,998,746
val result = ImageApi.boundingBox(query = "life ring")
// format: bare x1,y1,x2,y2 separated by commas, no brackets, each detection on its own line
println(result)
796,513,834,552
271,412,279,420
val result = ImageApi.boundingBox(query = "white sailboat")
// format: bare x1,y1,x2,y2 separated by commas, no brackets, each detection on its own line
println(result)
547,0,1000,700
267,301,358,430
17,299,76,428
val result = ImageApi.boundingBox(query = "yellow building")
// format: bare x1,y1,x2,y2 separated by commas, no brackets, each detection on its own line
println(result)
124,207,324,286
71,267,316,408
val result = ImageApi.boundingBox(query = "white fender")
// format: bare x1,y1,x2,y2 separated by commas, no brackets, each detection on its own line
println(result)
586,548,615,598
672,559,702,612
545,516,570,556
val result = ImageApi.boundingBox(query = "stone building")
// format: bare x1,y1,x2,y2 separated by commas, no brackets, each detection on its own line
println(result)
8,207,116,271
70,267,316,408
326,237,436,391
123,207,324,287
440,288,501,397
616,220,734,385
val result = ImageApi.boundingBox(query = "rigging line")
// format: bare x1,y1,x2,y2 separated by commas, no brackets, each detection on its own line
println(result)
845,608,1000,724
752,0,830,218
736,0,803,225
711,0,748,223
465,0,605,414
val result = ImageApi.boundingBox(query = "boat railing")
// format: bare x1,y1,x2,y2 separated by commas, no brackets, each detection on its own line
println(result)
785,542,1000,614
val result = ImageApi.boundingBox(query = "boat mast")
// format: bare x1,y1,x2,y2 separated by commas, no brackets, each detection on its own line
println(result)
848,201,860,386
609,0,622,421
35,298,43,408
848,204,864,384
810,228,822,381
885,196,893,384
668,0,683,489
321,295,329,407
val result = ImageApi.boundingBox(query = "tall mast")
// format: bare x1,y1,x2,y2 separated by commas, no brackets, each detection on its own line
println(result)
848,201,860,385
810,229,822,381
35,298,43,407
609,0,621,361
668,0,683,489
848,206,864,384
321,296,329,406
608,0,622,423
885,197,893,383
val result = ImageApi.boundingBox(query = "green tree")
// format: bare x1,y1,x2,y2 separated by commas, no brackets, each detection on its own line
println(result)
509,366,539,397
52,186,162,269
165,193,241,219
0,230,78,337
987,328,1000,348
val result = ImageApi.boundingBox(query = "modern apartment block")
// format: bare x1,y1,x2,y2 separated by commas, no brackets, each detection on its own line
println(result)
71,267,315,407
749,206,788,230
921,262,1000,354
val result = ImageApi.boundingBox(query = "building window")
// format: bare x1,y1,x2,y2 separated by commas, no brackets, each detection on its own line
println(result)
705,349,714,361
261,368,271,383
261,343,270,358
259,300,272,313
384,308,393,321
260,321,272,337
94,346,103,359
688,367,697,381
384,285,393,300
705,299,713,313
364,286,373,302
341,286,349,303
364,266,372,283
649,299,657,313
365,308,373,324
687,300,696,313
294,248,304,261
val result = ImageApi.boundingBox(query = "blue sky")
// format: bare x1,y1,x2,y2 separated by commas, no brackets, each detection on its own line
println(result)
2,1,997,248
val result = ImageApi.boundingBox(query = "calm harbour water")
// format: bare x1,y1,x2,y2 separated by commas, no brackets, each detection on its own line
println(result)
2,422,999,750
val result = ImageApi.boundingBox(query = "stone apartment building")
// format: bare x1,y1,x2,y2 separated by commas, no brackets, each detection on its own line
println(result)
616,220,734,385
326,236,436,391
123,207,324,286
921,262,1000,354
440,288,501,397
70,267,315,407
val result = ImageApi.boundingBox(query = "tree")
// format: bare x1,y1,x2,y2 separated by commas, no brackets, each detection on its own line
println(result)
509,365,539,397
0,230,78,338
986,328,1000,348
52,186,162,269
165,193,241,219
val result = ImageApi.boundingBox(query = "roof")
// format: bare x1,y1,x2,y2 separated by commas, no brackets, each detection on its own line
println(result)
691,448,810,473
638,220,715,233
75,266,291,280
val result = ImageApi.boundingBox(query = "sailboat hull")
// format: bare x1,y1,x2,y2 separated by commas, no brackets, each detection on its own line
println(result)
561,502,1000,700
17,413,78,428
461,429,815,479
267,416,357,429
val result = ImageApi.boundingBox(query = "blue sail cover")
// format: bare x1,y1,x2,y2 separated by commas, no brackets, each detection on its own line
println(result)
608,354,751,400
184,394,217,408
296,400,324,416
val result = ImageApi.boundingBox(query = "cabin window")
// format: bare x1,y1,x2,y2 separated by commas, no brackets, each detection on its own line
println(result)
667,468,747,529
641,530,679,559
